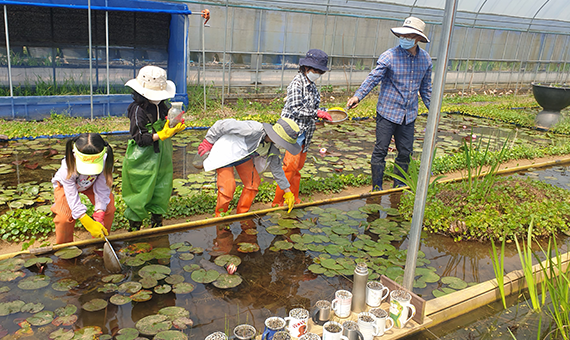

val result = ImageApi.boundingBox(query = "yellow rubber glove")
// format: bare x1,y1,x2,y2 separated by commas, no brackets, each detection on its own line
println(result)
283,192,295,213
79,214,108,239
157,120,187,140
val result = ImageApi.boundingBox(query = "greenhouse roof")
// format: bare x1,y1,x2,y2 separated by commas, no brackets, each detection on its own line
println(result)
201,0,570,34
0,0,192,14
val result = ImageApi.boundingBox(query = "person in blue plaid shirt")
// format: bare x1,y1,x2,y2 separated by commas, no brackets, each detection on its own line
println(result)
273,49,333,207
347,17,432,191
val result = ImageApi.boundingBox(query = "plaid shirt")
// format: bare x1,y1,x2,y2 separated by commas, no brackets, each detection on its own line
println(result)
281,72,320,153
354,45,432,125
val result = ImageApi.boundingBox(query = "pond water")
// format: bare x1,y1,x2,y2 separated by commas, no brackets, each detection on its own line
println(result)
1,167,569,339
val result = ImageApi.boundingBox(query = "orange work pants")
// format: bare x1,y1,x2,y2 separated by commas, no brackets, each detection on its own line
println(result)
215,159,261,217
273,150,307,206
52,184,115,244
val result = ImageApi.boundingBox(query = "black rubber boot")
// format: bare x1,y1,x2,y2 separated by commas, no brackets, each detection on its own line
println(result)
150,214,163,228
129,220,142,231
371,161,385,192
393,161,409,188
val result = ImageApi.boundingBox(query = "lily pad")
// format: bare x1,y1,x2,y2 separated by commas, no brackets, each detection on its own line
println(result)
154,284,172,294
237,242,260,253
0,258,25,271
214,255,242,267
118,282,143,294
0,286,9,293
131,289,153,302
18,275,50,290
124,257,145,267
115,328,139,340
52,278,78,291
441,276,468,289
266,225,288,235
172,317,194,330
165,275,185,285
55,304,77,316
52,314,78,326
24,257,53,267
154,330,188,340
72,326,103,339
102,274,126,283
139,264,171,280
320,259,343,270
191,269,219,283
273,240,293,250
308,264,326,274
182,264,200,272
110,294,132,306
152,248,175,259
0,270,25,281
178,253,194,261
49,328,74,340
54,246,82,259
82,298,108,312
213,274,243,289
140,276,158,289
158,306,190,320
98,283,119,293
0,300,25,316
21,302,44,313
172,282,195,294
26,310,55,326
135,314,172,336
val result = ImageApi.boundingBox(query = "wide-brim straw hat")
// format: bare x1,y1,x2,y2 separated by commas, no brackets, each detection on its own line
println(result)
125,65,176,101
263,118,302,155
391,16,430,43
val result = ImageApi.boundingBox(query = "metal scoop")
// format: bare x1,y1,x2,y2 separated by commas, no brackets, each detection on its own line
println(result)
103,236,122,273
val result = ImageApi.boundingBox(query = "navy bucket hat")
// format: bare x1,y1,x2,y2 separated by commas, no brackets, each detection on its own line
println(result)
299,49,329,72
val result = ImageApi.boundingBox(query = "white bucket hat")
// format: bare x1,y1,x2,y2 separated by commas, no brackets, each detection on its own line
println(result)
391,17,430,43
125,65,176,101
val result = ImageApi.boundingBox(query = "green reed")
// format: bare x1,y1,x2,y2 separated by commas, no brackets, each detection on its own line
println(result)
490,235,507,309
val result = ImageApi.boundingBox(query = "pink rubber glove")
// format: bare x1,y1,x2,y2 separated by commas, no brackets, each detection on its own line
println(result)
92,211,105,223
198,139,214,156
317,110,333,121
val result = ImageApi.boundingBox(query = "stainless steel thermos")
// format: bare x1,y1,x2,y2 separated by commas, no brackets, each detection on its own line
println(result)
351,262,368,313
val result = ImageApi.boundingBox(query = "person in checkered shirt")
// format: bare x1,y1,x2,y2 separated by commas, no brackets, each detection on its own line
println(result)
347,17,432,191
273,49,333,206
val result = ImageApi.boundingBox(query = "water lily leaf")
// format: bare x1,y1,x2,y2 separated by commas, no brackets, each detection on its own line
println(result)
49,328,74,340
301,234,315,243
24,257,53,267
347,211,367,219
308,264,326,274
416,269,440,283
307,244,325,252
110,294,132,306
0,286,9,293
118,282,143,294
139,264,171,280
21,302,44,313
82,298,108,312
273,241,293,250
54,246,82,259
136,252,155,262
170,243,185,250
0,300,25,316
191,269,219,283
441,276,468,289
293,243,309,251
154,285,172,294
154,330,188,340
0,270,25,281
55,304,77,317
26,310,55,326
172,317,194,330
52,314,78,326
135,315,171,335
72,326,103,339
325,244,343,255
52,278,78,291
165,275,185,285
214,255,242,267
172,282,195,294
176,245,193,253
178,253,194,261
266,225,288,235
18,275,50,290
102,274,126,283
115,328,139,340
190,246,204,254
139,276,158,289
290,234,303,243
124,257,145,267
158,306,190,320
131,289,153,302
385,266,404,280
182,264,200,273
152,248,175,259
321,259,343,270
0,258,25,271
213,274,243,289
237,242,260,253
98,283,118,293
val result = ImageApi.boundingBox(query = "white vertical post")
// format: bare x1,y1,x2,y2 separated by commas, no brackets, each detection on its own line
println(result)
88,0,93,120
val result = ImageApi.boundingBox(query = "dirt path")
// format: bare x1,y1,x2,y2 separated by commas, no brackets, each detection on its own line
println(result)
1,154,569,257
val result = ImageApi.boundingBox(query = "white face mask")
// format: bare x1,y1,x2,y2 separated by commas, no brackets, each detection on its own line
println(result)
306,71,321,83
149,99,161,105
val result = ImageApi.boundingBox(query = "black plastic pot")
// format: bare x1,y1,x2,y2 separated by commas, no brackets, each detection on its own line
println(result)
531,82,570,129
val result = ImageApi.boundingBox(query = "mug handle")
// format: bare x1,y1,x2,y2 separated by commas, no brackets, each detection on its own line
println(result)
340,336,350,340
261,329,269,340
381,287,390,302
311,308,320,324
284,316,292,328
355,330,365,340
371,323,381,337
384,317,394,332
331,299,339,313
404,304,417,325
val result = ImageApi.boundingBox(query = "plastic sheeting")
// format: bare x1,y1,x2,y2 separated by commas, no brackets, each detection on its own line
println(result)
0,0,192,14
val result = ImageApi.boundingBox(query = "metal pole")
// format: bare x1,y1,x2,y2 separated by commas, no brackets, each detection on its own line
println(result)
4,6,13,98
556,35,569,84
349,18,359,92
495,31,510,89
222,0,229,108
106,10,110,97
281,13,288,91
228,6,235,95
402,0,458,292
202,10,206,112
254,10,262,93
88,0,93,120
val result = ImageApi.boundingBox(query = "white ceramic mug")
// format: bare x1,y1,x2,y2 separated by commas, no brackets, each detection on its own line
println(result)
389,290,416,329
356,312,380,340
299,333,321,340
331,290,352,318
369,308,394,336
365,281,390,307
285,308,310,338
322,321,349,340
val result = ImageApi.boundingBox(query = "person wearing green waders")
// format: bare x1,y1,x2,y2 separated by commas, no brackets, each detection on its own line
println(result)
122,66,186,230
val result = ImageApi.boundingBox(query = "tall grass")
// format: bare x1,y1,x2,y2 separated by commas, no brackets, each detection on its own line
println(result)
490,236,507,309
513,219,542,312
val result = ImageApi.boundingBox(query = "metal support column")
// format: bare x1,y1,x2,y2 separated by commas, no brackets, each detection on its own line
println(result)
402,0,458,292
88,0,93,120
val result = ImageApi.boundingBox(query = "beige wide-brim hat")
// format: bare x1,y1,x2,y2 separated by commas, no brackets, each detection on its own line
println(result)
125,65,176,101
391,16,430,43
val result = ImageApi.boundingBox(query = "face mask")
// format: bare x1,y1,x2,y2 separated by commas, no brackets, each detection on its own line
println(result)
306,71,321,83
399,37,416,50
149,99,161,105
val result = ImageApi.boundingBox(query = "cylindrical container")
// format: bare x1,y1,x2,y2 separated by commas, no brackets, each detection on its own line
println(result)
205,332,228,340
311,300,332,325
234,324,257,340
168,101,184,127
284,308,310,338
365,281,390,307
341,321,364,340
351,262,368,313
261,317,286,340
331,290,352,318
